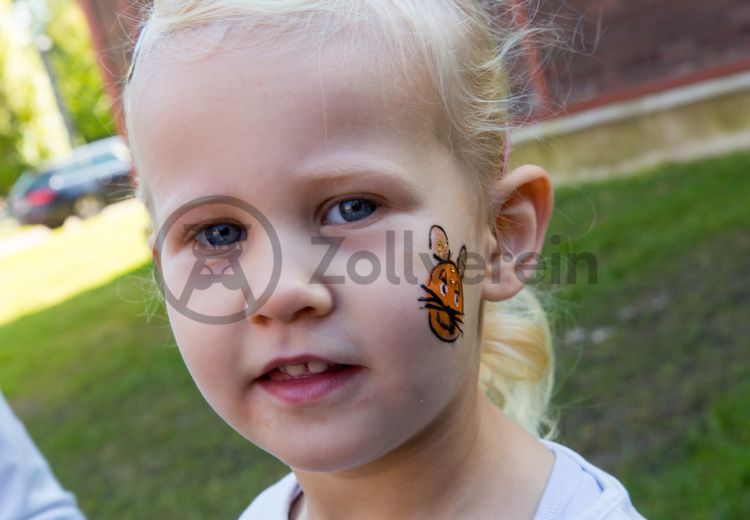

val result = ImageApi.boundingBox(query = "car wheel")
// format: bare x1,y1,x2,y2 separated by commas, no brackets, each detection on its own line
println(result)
73,194,104,219
43,217,65,229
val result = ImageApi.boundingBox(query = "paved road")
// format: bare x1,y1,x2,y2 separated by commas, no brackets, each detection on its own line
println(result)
0,223,52,259
0,200,142,259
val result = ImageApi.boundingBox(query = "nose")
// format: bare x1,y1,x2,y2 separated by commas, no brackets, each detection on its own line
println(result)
248,274,333,325
247,242,334,325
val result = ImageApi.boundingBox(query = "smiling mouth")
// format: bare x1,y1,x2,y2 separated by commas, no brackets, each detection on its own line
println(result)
257,362,355,382
255,363,364,404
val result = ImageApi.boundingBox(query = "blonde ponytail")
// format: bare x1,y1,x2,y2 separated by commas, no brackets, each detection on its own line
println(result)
479,286,557,439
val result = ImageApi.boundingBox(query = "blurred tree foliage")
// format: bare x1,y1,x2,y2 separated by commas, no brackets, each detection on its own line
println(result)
0,0,115,197
45,0,116,143
0,0,69,197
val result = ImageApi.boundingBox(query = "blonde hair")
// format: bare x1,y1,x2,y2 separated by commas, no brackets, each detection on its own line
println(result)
123,0,557,439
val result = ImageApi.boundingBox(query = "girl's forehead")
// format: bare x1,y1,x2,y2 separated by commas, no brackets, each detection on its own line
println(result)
129,28,444,137
130,29,446,166
133,26,438,115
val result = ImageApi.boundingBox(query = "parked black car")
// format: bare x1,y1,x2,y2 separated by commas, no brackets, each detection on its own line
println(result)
7,136,135,228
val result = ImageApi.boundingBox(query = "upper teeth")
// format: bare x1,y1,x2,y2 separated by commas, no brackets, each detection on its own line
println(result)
278,361,331,375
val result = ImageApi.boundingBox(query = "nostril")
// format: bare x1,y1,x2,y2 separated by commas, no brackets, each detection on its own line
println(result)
292,306,317,320
246,306,317,325
247,314,269,326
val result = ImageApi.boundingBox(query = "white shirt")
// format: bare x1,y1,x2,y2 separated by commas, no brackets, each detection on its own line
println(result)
0,391,86,520
238,440,647,519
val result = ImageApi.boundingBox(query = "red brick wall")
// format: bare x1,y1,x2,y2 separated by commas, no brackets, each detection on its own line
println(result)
538,0,750,112
81,0,750,131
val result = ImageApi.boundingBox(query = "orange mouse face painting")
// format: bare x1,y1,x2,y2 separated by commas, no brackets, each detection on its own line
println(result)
418,225,468,342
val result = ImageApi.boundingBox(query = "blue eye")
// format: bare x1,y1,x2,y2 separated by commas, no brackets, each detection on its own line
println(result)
323,198,377,225
195,222,246,248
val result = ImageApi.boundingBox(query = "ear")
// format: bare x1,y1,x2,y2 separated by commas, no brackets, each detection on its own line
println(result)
428,224,450,261
482,164,554,301
457,245,467,278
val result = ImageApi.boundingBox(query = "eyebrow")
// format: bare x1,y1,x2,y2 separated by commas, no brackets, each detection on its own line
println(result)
296,160,426,202
156,159,426,224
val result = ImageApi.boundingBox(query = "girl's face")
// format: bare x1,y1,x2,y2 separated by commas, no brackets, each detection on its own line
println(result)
130,34,492,471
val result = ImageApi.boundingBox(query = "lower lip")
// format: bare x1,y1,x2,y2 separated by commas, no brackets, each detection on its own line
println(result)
257,366,363,404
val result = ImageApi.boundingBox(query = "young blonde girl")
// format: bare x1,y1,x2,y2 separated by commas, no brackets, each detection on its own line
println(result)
123,1,645,518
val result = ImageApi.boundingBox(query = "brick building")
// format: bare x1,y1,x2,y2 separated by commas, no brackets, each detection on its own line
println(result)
538,0,750,112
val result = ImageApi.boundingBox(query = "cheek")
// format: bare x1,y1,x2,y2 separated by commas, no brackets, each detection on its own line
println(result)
347,276,467,398
166,309,243,411
157,253,241,318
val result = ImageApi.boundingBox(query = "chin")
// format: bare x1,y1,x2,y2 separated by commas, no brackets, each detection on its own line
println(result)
264,428,392,473
285,443,373,473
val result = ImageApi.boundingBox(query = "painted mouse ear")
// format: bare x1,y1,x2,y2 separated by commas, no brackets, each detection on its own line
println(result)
457,246,467,278
428,225,450,260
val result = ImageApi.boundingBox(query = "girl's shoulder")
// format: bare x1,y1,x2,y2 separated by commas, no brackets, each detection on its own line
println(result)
238,471,300,520
535,439,647,520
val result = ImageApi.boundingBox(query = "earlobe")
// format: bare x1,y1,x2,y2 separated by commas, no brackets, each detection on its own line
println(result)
481,164,554,302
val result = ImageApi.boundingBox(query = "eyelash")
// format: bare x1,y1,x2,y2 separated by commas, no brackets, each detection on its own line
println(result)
321,196,381,226
180,195,382,246
182,219,247,248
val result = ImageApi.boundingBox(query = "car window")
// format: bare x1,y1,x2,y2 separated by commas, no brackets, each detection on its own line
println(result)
29,174,53,190
10,173,52,196
71,152,117,169
9,175,33,197
52,153,127,187
66,151,126,173
91,152,123,166
49,162,79,176
9,140,132,196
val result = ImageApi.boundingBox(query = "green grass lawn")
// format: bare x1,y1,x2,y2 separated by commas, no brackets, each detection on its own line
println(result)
0,271,288,518
541,150,750,519
1,150,749,518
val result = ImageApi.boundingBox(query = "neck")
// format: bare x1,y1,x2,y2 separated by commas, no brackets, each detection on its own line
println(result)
291,389,553,520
